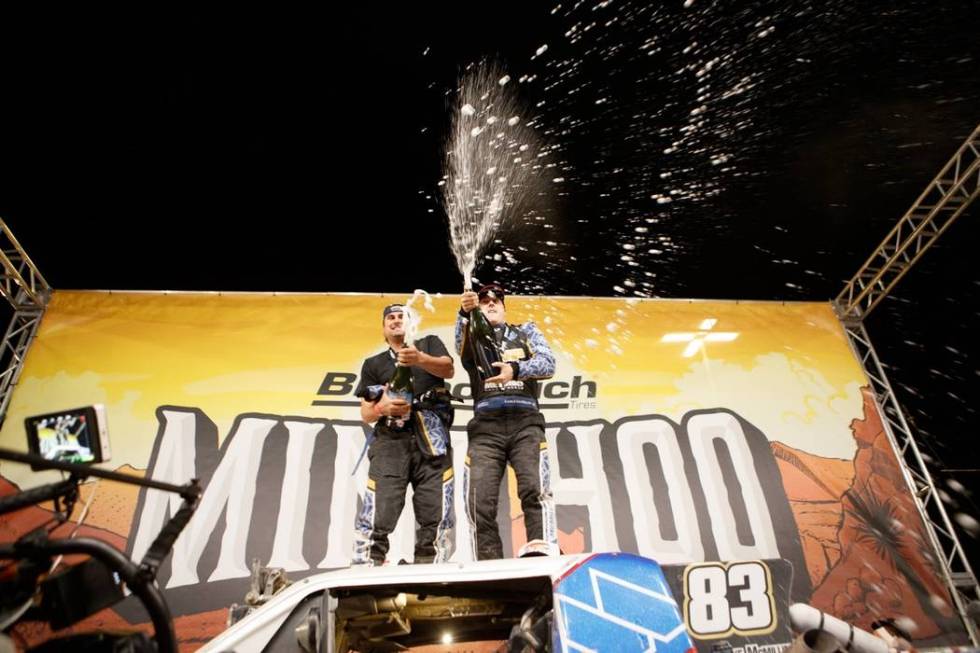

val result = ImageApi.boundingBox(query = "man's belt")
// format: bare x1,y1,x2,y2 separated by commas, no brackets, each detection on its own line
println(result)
474,395,538,415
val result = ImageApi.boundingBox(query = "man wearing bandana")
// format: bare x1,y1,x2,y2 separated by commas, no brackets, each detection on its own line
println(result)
456,283,560,560
351,303,456,565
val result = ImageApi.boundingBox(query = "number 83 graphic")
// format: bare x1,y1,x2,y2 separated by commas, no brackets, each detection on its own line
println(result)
683,561,777,639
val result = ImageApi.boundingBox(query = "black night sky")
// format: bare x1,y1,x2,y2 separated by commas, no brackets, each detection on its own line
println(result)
1,3,978,562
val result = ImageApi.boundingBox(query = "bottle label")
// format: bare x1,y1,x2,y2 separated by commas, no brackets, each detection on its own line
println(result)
386,388,413,428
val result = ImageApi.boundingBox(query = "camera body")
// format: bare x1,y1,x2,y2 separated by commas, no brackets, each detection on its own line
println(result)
24,404,110,468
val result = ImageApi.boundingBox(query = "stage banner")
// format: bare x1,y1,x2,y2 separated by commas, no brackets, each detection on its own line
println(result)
0,291,967,648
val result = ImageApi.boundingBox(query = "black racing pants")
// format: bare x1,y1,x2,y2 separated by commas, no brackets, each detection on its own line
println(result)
464,409,557,560
353,430,454,565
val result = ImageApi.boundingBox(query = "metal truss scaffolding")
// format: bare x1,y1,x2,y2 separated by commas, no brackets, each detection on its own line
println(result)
841,321,979,644
834,125,980,644
837,124,980,321
0,219,51,424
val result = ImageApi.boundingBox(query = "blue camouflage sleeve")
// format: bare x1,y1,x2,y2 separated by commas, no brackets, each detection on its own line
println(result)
517,321,555,380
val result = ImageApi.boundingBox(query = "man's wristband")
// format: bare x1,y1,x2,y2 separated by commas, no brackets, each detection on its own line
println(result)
509,361,521,380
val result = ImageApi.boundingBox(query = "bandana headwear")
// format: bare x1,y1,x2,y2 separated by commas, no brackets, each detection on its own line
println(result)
382,304,405,322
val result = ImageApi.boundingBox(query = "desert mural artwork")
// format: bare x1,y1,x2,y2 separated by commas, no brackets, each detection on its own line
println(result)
0,291,967,649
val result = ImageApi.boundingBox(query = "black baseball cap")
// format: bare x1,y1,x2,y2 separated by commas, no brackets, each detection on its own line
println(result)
477,283,506,303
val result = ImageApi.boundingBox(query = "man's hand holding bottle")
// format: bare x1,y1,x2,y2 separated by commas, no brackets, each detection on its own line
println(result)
396,345,422,366
376,385,411,418
460,290,479,313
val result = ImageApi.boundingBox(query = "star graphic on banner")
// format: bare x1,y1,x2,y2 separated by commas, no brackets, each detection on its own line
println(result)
660,318,737,357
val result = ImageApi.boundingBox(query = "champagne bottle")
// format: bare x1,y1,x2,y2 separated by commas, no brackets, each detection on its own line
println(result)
387,354,413,427
469,305,502,382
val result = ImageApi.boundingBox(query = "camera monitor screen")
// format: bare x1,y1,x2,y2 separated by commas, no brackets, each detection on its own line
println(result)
25,405,109,465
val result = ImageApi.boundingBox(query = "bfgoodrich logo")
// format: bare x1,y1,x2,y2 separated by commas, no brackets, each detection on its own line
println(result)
311,371,598,410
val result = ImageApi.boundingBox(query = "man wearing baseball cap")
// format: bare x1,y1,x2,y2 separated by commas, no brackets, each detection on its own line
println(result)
456,283,560,559
351,303,456,565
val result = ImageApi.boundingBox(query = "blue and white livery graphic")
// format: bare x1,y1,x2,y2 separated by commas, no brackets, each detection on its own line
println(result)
554,552,694,653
